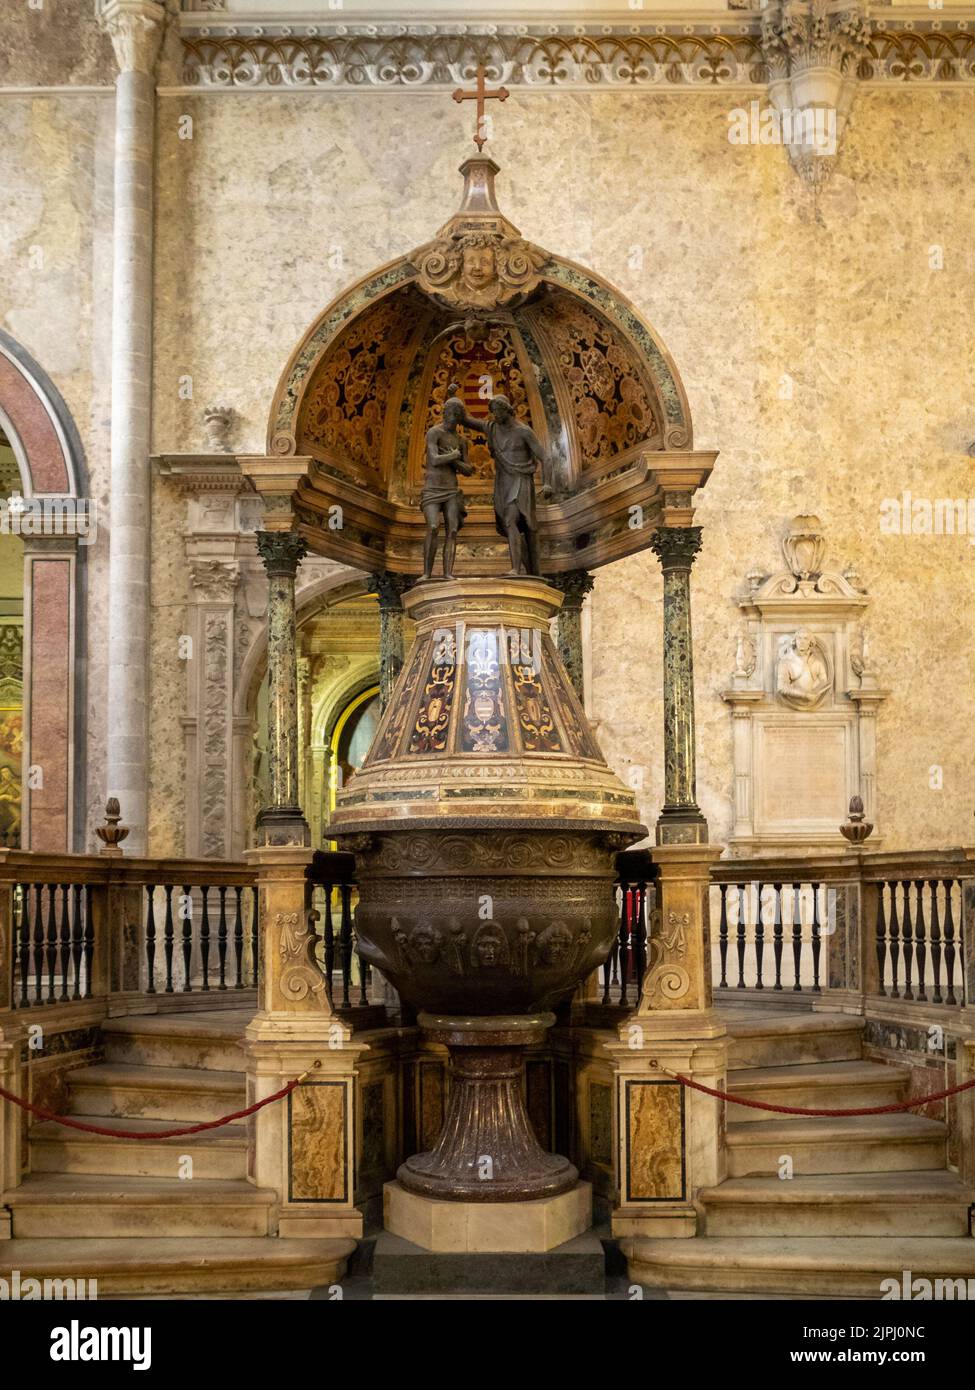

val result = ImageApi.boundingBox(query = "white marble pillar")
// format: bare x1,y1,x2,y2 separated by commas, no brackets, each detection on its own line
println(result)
101,0,165,854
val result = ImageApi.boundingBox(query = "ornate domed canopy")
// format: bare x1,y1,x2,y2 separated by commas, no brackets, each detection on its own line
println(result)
249,156,716,575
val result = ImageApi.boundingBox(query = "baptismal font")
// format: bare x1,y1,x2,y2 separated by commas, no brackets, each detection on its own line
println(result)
330,576,645,1201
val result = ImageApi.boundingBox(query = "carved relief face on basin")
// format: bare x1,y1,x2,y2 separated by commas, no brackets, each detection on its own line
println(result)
410,922,442,964
472,922,508,969
536,921,573,966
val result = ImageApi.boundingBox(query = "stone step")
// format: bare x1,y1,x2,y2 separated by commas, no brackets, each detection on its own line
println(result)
29,1115,248,1180
725,1059,907,1124
726,1013,864,1069
3,1174,274,1239
726,1114,946,1177
372,1231,607,1296
68,1064,245,1122
701,1171,974,1237
0,1236,355,1297
622,1235,975,1297
100,1012,249,1071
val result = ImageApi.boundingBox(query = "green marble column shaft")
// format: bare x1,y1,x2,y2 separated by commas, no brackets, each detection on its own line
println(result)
549,569,594,701
650,527,708,845
369,572,411,713
255,531,309,846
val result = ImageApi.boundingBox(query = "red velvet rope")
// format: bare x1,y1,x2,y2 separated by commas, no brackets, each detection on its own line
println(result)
671,1071,975,1117
0,1066,317,1139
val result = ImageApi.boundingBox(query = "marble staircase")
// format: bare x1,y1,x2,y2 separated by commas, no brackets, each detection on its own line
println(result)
623,1010,975,1296
0,1010,354,1297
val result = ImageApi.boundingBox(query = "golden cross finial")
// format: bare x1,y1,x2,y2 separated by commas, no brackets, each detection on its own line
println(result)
452,65,509,152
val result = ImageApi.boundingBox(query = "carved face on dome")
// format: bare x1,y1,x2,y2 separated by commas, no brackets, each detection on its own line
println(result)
462,242,497,292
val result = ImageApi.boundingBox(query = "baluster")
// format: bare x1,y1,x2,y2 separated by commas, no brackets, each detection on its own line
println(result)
18,885,30,1007
618,882,631,1007
736,884,747,989
181,883,193,992
913,878,927,1001
45,885,58,1001
901,879,914,1000
217,886,228,990
32,883,44,1003
162,884,175,994
71,884,83,1000
251,885,259,987
632,881,648,997
810,882,822,993
772,882,783,991
928,877,943,1004
233,885,244,988
875,882,888,997
145,886,157,994
58,883,70,1000
791,884,802,991
717,884,729,989
943,878,958,1006
887,880,901,998
83,885,94,998
199,886,210,992
339,883,353,1008
323,886,336,1006
754,880,765,990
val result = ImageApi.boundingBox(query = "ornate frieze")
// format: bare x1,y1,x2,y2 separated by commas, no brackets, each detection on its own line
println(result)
179,17,975,91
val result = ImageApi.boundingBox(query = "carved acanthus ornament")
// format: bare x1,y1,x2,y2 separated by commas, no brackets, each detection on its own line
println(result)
759,0,873,186
188,558,240,604
277,909,328,1007
100,0,166,75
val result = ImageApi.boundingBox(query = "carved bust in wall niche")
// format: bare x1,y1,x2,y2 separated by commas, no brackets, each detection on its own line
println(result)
776,628,832,710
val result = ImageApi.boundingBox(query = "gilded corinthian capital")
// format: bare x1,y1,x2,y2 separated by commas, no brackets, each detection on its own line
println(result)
99,0,166,76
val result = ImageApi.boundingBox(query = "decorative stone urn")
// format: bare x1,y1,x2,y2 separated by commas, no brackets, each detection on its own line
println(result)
330,577,645,1201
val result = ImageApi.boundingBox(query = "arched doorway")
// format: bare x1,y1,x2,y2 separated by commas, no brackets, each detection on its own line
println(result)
239,584,381,854
0,331,88,851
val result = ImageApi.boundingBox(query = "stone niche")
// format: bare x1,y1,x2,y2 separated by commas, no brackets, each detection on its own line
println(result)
721,516,886,856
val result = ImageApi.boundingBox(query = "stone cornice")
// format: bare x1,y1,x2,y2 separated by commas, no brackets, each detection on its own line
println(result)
154,453,252,493
179,10,975,89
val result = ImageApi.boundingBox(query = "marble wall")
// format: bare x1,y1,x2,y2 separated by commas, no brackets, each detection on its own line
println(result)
152,86,975,852
2,48,973,853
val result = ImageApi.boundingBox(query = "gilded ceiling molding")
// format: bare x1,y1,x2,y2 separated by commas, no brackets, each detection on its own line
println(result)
179,15,975,92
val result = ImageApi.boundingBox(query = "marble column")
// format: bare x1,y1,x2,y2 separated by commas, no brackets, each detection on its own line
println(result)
255,531,309,847
101,0,165,855
649,527,708,846
368,572,411,713
549,569,593,702
297,654,311,815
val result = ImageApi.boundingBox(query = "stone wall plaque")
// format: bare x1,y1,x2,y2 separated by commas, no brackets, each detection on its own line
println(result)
722,516,887,855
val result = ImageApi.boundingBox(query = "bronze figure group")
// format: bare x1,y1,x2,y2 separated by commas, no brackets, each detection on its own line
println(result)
419,383,548,580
